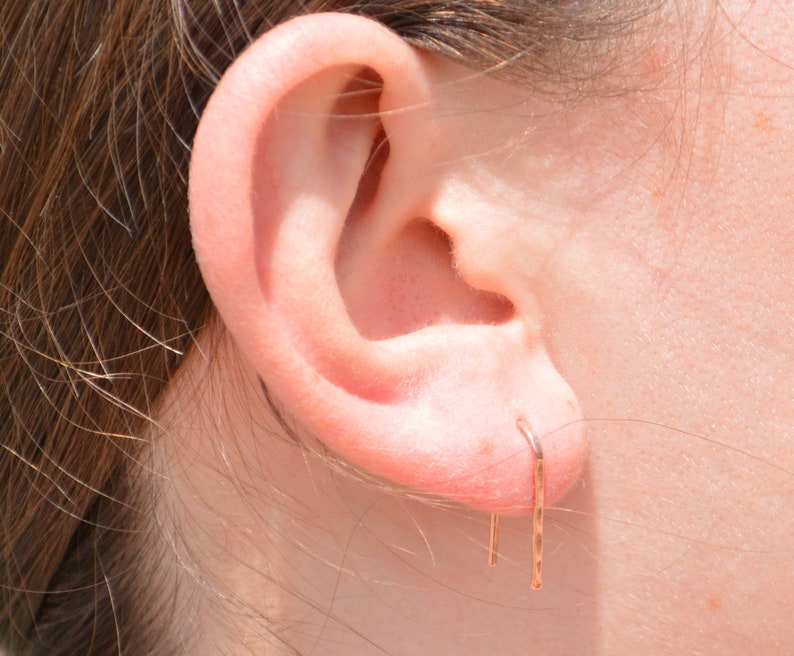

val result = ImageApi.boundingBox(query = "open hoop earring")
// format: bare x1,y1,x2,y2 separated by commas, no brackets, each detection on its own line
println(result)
488,418,544,590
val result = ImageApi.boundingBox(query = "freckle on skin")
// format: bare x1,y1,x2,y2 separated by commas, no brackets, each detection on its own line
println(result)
753,111,774,133
479,440,494,456
708,595,722,611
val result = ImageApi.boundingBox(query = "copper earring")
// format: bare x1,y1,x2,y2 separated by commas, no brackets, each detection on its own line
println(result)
488,418,545,590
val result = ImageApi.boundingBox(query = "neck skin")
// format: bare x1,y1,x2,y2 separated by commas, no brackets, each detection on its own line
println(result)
159,289,793,656
157,3,793,653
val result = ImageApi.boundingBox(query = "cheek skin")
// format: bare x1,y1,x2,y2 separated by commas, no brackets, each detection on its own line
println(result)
537,161,794,653
530,5,794,649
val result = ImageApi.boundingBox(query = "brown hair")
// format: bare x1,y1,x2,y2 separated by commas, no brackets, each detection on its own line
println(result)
0,1,658,654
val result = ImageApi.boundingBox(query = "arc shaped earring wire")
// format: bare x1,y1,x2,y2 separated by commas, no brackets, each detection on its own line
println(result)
488,514,500,567
488,418,545,590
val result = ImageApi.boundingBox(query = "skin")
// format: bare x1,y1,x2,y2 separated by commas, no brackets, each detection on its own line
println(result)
159,1,793,653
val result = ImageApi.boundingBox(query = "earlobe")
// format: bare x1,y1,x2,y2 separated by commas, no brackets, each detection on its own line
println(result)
189,13,586,513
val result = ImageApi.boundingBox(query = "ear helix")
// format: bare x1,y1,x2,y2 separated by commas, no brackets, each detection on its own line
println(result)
488,418,545,590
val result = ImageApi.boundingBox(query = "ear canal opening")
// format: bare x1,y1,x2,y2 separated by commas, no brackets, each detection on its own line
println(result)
339,134,515,342
342,218,514,340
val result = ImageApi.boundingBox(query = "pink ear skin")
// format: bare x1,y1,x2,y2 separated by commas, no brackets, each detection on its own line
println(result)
189,13,586,514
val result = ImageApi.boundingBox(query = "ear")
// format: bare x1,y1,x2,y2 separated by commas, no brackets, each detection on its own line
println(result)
189,13,586,513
